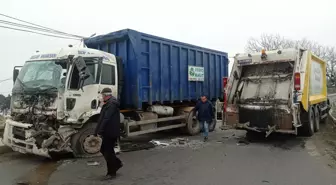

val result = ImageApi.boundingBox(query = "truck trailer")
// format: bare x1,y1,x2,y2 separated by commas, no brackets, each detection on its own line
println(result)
223,48,329,137
3,29,228,158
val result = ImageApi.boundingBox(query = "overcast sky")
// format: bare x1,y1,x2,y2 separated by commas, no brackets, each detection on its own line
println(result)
1,0,335,95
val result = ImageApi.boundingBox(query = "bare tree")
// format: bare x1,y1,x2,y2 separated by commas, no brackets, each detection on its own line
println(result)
245,34,336,87
245,34,295,52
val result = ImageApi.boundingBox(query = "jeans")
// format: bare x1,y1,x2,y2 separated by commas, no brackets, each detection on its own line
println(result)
200,121,209,137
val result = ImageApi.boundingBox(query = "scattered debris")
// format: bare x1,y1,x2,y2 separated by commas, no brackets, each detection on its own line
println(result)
148,137,208,150
149,140,170,146
171,138,188,145
58,160,75,168
178,138,187,145
87,161,100,166
237,140,250,146
121,142,156,152
16,181,30,185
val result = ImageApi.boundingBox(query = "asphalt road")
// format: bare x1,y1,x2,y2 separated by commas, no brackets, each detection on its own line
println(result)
1,127,336,185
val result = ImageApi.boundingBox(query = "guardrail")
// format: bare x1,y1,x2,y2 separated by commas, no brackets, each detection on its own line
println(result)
328,93,336,107
328,93,336,124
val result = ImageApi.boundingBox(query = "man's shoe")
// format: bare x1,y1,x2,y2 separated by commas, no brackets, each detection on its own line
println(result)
116,162,123,171
101,173,116,181
203,137,208,142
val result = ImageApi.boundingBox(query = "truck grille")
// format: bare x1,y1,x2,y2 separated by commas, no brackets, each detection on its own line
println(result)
12,126,26,140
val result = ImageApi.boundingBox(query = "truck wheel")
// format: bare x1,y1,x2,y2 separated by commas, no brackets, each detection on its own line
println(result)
300,106,315,137
71,122,102,158
209,119,216,132
314,106,320,132
186,110,200,135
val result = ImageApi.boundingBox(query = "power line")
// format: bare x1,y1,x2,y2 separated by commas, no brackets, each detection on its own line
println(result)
0,20,83,38
0,78,11,83
0,25,82,40
0,91,12,94
0,13,85,38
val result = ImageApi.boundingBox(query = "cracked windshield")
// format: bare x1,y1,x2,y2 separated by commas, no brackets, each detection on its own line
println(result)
14,60,63,91
0,0,336,185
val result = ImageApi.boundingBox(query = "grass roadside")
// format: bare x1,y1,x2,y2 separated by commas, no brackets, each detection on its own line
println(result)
0,115,5,138
0,115,11,154
312,108,336,168
0,115,5,130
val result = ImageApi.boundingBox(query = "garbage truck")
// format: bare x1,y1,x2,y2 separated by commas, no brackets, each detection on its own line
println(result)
222,48,328,137
3,29,228,158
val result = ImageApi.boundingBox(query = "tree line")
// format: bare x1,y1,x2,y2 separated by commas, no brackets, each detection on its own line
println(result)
0,94,11,112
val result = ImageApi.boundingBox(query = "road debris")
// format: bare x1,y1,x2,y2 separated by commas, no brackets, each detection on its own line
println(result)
237,140,250,146
171,138,188,145
120,142,156,152
87,161,100,166
16,181,30,185
149,140,170,146
148,137,209,150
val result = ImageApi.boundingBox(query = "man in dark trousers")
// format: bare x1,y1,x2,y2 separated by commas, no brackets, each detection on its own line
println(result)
95,88,123,180
195,95,214,142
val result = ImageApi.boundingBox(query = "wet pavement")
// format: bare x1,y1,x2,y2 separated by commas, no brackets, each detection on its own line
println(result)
1,126,336,185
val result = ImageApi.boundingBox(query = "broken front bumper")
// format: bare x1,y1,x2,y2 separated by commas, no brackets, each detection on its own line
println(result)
2,119,51,158
235,122,296,136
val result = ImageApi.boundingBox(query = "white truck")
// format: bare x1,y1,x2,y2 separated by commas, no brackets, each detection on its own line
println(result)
2,29,228,158
223,48,329,137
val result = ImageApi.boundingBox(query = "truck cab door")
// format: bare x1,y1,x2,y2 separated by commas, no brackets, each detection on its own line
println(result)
98,58,118,100
64,57,101,121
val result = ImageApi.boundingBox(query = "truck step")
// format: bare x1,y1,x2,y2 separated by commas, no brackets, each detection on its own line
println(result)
321,106,328,111
321,113,328,119
293,123,302,128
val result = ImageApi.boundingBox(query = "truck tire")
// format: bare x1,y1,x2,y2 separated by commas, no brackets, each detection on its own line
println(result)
186,109,200,135
71,122,102,158
300,106,315,137
314,106,320,132
209,119,216,132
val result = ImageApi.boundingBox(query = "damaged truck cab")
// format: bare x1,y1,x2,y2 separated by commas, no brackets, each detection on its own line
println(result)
223,48,328,137
3,48,121,157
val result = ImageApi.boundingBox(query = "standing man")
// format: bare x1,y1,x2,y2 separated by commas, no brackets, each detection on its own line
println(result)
195,95,214,142
95,88,123,180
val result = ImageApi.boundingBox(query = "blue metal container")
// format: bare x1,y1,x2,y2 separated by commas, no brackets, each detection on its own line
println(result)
85,29,228,109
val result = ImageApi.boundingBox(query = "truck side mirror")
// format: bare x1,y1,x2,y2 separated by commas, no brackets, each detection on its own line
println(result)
13,66,22,84
13,69,19,83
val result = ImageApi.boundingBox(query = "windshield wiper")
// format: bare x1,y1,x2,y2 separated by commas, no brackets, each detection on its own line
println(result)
37,84,58,93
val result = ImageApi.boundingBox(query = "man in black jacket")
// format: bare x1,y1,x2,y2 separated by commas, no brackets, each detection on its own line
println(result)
195,95,214,142
95,88,123,180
